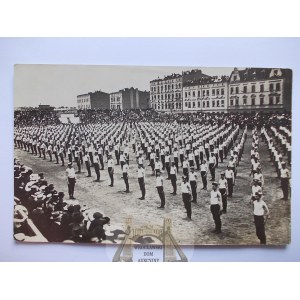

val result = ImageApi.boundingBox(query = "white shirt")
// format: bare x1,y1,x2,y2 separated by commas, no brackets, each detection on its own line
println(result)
189,172,197,181
107,159,114,168
66,168,76,178
210,190,222,205
181,182,191,194
137,168,145,178
122,164,129,173
156,176,163,187
170,166,177,175
253,200,267,216
219,178,227,189
155,161,162,170
200,163,208,172
280,168,290,178
225,169,234,179
209,156,216,164
252,185,262,196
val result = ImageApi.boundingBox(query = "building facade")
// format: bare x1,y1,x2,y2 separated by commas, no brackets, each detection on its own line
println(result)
182,76,229,112
77,91,110,110
110,87,150,110
228,68,292,112
150,68,292,113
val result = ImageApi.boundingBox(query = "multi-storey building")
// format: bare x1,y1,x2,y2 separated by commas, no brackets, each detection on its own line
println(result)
182,76,229,112
228,68,292,112
77,91,110,110
110,87,150,110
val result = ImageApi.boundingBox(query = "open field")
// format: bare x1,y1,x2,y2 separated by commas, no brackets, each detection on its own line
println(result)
14,129,290,246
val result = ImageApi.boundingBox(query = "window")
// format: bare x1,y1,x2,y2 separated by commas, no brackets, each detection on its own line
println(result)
276,96,280,104
192,91,195,97
193,102,195,108
270,83,274,92
175,103,178,109
216,89,220,95
221,89,224,95
185,92,187,97
172,94,174,99
158,95,160,100
221,100,224,106
158,87,160,93
276,83,280,91
217,100,220,107
207,101,210,107
178,103,181,109
251,98,255,105
235,98,239,106
260,84,264,92
231,87,234,94
243,86,247,93
188,92,191,96
260,97,264,105
185,102,188,107
198,101,201,108
188,102,191,108
212,101,215,107
162,104,164,110
212,89,215,96
172,84,174,89
269,96,273,105
252,85,255,93
243,97,247,105
198,91,201,97
178,83,181,89
234,75,237,81
235,87,239,94
203,102,206,108
203,90,205,96
230,99,233,106
155,104,157,109
207,90,209,96
161,85,163,91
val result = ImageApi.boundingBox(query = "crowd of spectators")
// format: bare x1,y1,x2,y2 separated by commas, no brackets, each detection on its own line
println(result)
14,158,110,243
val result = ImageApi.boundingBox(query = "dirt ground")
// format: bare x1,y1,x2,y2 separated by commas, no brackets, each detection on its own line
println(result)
14,129,291,246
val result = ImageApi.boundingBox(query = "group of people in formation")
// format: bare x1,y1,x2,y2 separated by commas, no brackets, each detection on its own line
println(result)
14,110,291,244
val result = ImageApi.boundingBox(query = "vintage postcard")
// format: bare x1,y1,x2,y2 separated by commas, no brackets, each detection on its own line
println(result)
13,65,292,255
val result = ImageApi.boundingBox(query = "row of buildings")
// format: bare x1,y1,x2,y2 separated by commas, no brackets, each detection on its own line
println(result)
77,88,149,110
149,68,292,113
76,67,292,113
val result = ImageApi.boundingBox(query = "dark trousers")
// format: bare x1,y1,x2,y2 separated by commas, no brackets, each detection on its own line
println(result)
42,149,46,159
174,157,179,171
94,163,100,180
108,167,114,186
89,152,94,165
281,178,289,200
254,215,266,244
157,186,165,208
98,154,104,169
200,152,204,163
161,155,165,169
201,171,207,189
85,161,91,176
54,152,59,163
68,153,72,162
180,154,184,166
48,151,52,161
138,177,146,198
209,163,215,181
219,150,223,163
219,188,227,212
115,150,119,165
226,178,233,196
210,204,221,232
205,148,209,159
189,160,194,167
75,157,81,172
190,181,197,202
195,156,200,170
183,168,188,179
60,154,64,166
150,159,155,172
170,174,177,194
123,173,129,191
67,177,75,197
120,161,124,171
182,193,192,219
166,162,170,178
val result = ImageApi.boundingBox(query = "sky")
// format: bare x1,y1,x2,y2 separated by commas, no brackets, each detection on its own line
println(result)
14,65,234,108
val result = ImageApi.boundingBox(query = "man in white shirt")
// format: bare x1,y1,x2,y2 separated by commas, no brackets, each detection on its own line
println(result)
137,164,146,200
170,162,177,195
210,182,223,234
83,151,91,177
107,154,114,187
218,172,228,213
181,176,192,221
66,162,76,199
154,157,162,176
280,162,290,200
208,153,216,181
93,151,101,182
251,192,269,244
156,171,165,209
200,159,208,190
225,166,235,197
189,167,198,203
122,161,130,193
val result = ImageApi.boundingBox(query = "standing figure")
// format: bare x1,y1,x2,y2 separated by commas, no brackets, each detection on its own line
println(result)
280,162,290,200
122,160,130,193
189,167,198,203
181,176,192,221
210,182,223,234
137,164,146,200
107,154,114,187
200,159,208,190
66,162,76,199
218,172,228,213
156,171,165,209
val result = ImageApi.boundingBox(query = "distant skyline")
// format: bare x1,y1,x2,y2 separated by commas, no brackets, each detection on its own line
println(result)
14,65,234,108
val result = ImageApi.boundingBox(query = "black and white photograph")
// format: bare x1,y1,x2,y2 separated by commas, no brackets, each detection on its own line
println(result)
13,64,292,246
